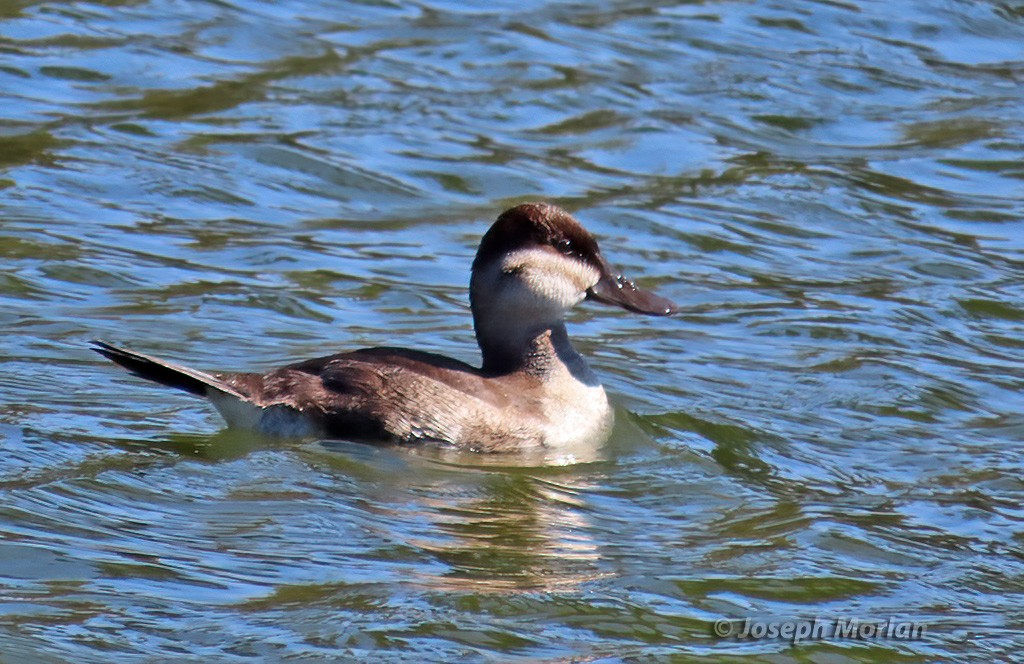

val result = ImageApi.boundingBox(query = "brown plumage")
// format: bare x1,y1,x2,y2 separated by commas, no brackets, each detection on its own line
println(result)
93,203,677,450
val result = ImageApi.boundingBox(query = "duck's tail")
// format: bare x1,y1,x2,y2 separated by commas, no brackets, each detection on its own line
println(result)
90,340,247,399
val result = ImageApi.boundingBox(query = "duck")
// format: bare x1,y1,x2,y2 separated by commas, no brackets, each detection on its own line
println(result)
92,203,677,451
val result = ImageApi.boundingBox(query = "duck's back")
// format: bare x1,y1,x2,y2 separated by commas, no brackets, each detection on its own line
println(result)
218,347,546,449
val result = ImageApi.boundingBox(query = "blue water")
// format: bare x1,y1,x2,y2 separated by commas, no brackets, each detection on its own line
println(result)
2,0,1023,660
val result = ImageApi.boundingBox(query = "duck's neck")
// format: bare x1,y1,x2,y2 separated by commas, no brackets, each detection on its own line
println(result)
475,317,597,385
469,262,596,382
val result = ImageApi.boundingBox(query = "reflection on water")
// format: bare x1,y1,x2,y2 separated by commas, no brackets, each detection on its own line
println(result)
2,0,1024,660
403,470,606,593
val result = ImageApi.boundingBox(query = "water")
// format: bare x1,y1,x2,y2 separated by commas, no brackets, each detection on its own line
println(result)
2,0,1023,660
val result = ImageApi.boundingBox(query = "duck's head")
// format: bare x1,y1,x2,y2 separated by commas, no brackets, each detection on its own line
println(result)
470,203,677,369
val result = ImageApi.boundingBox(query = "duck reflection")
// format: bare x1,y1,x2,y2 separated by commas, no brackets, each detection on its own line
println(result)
407,467,607,592
311,416,650,594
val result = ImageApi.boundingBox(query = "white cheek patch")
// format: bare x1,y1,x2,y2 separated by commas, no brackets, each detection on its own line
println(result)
501,249,601,302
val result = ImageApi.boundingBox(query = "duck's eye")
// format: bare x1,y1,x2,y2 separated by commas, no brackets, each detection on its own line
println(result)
556,238,575,255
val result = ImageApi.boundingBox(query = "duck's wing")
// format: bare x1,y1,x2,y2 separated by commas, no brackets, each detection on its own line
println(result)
264,347,528,445
93,342,530,445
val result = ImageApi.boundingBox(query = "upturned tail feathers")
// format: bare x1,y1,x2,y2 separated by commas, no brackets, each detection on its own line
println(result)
90,340,246,399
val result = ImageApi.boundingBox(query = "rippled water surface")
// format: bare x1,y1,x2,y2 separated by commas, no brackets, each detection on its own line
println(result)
2,0,1024,660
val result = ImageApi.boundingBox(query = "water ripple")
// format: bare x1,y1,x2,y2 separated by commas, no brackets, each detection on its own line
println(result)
2,0,1023,659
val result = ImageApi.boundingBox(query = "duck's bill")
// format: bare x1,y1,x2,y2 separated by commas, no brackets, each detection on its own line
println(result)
586,269,678,316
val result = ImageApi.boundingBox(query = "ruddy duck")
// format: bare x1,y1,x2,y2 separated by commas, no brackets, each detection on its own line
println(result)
93,203,677,451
